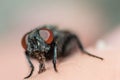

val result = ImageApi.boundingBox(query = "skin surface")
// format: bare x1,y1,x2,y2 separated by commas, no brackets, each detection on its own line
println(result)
0,26,120,80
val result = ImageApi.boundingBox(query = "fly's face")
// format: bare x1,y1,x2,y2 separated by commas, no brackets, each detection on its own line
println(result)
28,36,42,52
27,33,46,53
22,28,54,54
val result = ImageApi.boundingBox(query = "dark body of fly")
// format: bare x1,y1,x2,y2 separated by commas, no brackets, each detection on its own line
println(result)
22,25,103,79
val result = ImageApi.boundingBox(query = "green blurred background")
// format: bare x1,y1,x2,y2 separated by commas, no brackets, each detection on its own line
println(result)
0,0,120,47
0,0,120,34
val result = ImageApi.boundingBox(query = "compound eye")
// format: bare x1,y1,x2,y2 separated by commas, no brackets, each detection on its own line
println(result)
21,34,28,50
39,28,53,44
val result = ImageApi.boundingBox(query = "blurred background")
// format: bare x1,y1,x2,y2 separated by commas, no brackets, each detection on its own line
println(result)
0,0,120,46
0,0,120,80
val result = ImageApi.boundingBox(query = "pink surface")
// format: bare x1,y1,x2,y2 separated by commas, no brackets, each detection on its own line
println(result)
0,26,120,80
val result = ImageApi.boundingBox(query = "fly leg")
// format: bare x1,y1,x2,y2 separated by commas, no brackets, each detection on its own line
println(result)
62,34,103,60
52,42,58,72
72,35,103,60
24,51,34,79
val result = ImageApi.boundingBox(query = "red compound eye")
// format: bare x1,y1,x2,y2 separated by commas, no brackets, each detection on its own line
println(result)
39,28,53,44
21,33,28,50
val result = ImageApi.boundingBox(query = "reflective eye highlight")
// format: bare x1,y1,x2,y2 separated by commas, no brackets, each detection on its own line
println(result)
39,28,53,44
